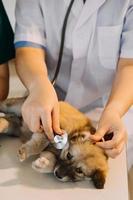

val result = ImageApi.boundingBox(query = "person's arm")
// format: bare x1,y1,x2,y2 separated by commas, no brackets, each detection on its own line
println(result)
105,58,133,116
90,58,133,158
16,47,48,89
0,63,9,101
90,1,133,158
16,47,62,140
14,0,61,140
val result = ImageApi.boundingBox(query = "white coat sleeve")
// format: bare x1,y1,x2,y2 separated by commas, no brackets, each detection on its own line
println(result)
120,0,133,58
14,0,46,48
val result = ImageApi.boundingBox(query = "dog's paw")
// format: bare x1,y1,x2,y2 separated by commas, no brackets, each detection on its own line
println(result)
18,146,27,162
0,117,9,133
32,157,53,173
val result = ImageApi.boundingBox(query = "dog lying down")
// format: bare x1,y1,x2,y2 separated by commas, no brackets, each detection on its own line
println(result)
0,97,109,189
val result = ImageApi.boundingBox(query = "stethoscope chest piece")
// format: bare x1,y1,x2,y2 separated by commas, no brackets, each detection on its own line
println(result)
53,131,68,149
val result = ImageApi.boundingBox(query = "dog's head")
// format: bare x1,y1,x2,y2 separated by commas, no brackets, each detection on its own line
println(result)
54,130,108,189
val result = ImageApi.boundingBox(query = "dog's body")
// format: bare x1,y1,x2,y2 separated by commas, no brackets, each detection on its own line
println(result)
0,98,108,189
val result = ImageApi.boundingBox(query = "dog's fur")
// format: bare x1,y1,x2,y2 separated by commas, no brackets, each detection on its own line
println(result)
0,98,108,189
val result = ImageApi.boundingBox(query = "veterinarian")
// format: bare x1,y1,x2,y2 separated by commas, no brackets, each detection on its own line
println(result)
0,0,15,100
15,0,133,160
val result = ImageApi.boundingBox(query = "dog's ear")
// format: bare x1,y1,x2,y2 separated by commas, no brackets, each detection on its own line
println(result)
69,125,96,143
90,169,105,189
83,125,96,135
69,131,91,143
89,126,96,135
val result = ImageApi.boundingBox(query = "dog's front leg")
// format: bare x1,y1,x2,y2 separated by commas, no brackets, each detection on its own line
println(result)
0,97,25,116
0,116,21,137
18,133,49,162
0,117,10,134
32,151,56,173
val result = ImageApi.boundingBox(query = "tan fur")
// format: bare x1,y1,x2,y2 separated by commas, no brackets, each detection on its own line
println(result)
68,141,108,177
59,101,92,133
0,98,108,189
0,118,9,133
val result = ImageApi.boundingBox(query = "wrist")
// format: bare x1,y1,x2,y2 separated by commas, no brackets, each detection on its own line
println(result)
29,75,50,93
104,101,127,118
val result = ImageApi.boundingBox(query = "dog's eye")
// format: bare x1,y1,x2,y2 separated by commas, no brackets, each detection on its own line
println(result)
67,152,73,160
76,167,83,174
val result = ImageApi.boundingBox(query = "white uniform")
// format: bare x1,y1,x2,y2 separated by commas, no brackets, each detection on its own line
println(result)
15,0,133,169
15,0,133,110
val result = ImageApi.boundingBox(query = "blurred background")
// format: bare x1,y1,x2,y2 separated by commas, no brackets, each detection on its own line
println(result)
3,0,26,98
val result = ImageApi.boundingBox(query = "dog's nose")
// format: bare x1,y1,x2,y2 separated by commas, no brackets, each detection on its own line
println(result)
55,170,63,179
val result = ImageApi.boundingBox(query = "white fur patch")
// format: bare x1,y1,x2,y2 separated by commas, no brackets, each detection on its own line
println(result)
32,157,51,173
82,131,91,141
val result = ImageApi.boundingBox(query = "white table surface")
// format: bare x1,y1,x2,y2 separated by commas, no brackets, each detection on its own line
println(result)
0,131,128,200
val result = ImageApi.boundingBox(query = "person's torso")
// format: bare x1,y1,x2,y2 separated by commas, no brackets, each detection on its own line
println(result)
39,0,130,109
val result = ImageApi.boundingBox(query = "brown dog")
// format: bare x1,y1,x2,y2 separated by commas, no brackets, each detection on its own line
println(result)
0,98,108,189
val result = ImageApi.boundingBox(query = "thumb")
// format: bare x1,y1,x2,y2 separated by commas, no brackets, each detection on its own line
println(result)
89,127,107,141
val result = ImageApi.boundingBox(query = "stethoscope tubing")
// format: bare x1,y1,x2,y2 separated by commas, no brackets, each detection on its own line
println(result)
51,0,75,85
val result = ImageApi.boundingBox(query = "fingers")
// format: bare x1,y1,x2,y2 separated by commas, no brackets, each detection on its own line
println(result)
105,141,125,158
52,105,62,135
96,130,127,158
41,104,62,140
30,114,41,133
22,104,42,133
22,104,54,140
40,109,54,140
96,129,126,149
21,97,62,140
89,127,108,141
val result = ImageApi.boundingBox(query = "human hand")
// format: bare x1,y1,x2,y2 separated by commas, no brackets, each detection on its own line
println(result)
21,77,62,140
89,106,127,158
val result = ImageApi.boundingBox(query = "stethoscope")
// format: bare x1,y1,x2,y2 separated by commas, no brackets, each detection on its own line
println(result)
52,0,86,85
51,0,86,149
